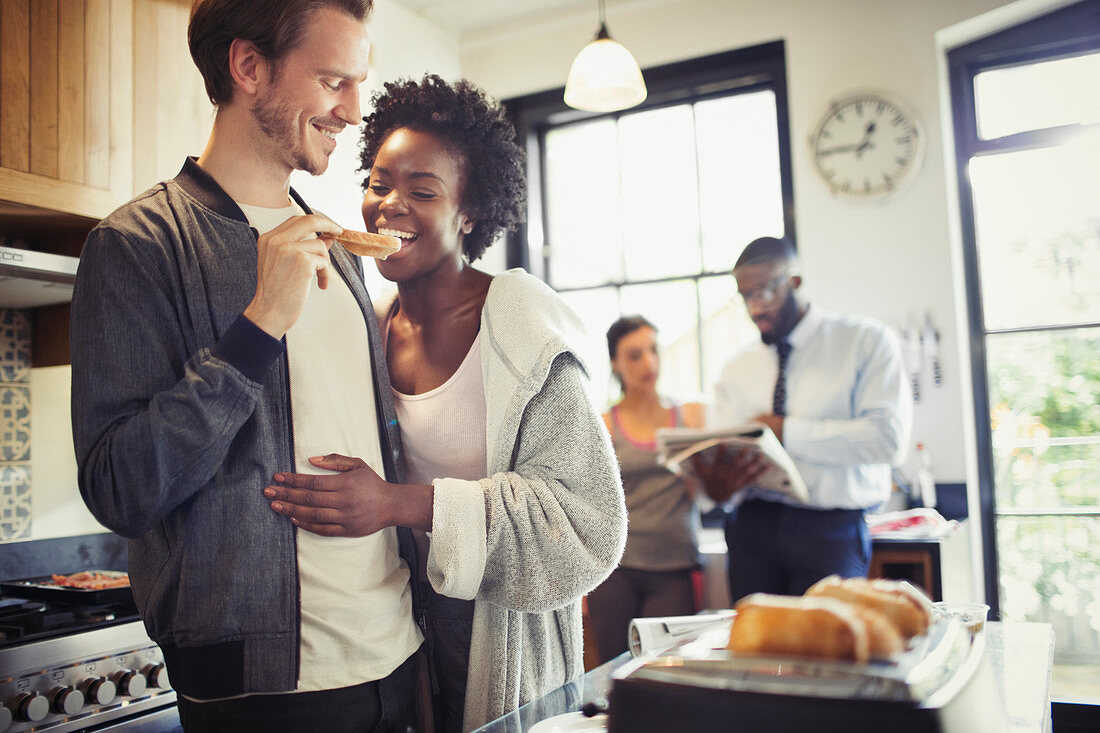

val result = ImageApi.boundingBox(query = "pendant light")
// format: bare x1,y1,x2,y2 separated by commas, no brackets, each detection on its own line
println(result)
563,0,647,113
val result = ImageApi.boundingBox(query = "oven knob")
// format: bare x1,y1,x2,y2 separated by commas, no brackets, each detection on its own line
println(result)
0,703,12,733
142,663,170,689
79,676,117,705
111,669,147,697
50,685,86,715
13,692,49,722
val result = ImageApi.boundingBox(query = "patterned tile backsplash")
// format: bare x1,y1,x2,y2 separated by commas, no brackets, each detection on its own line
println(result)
0,385,31,462
0,308,32,540
0,464,32,541
0,309,31,383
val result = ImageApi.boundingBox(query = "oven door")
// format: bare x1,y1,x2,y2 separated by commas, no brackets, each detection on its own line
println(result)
93,702,181,732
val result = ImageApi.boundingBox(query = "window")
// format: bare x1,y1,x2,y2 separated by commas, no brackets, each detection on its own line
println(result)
506,42,794,405
948,0,1100,702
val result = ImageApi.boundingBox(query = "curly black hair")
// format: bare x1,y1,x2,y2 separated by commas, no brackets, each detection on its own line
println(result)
358,74,526,262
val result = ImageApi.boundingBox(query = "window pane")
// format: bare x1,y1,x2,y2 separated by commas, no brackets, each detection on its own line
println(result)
997,516,1100,671
698,274,758,400
975,51,1100,139
970,133,1100,330
618,105,702,280
620,280,700,398
544,120,623,288
557,287,619,409
695,90,785,272
987,328,1100,510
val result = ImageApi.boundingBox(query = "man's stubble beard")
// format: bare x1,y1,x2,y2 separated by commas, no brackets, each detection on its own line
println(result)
251,93,324,176
760,291,802,345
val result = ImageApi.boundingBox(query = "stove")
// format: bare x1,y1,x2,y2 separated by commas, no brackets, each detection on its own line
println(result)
0,587,176,732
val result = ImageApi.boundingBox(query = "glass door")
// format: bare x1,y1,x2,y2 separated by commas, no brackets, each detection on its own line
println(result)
949,2,1100,701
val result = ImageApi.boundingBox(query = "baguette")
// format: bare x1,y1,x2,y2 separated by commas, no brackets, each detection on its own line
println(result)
845,604,905,660
326,229,402,259
868,578,934,635
805,576,930,638
729,593,870,663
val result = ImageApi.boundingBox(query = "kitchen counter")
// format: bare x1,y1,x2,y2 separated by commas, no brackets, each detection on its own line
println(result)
86,621,1055,732
472,621,1054,733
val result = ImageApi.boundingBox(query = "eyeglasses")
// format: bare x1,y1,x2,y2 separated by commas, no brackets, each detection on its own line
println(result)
739,274,792,305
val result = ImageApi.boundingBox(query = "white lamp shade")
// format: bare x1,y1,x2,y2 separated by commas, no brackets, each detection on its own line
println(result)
564,38,647,112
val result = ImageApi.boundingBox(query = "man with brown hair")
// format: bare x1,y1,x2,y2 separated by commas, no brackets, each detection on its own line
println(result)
70,2,423,730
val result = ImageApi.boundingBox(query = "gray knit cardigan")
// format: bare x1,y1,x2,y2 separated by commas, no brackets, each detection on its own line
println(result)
380,269,626,731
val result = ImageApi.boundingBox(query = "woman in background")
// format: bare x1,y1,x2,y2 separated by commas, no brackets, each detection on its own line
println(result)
587,315,706,663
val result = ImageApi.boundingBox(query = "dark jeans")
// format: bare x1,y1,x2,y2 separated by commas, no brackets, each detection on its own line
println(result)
419,581,474,733
177,647,422,733
724,499,870,604
586,566,697,664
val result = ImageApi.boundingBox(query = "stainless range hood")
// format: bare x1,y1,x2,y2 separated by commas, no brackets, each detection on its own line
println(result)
0,244,79,309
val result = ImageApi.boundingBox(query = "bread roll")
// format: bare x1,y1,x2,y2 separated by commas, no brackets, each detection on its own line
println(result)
846,605,905,660
805,576,930,638
869,578,934,635
326,230,401,259
729,593,869,663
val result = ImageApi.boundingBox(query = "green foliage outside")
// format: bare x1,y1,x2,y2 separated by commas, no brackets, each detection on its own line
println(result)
988,328,1100,663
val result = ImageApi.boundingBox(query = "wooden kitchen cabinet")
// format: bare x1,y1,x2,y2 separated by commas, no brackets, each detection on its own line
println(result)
1,0,208,367
0,0,210,226
869,522,974,603
0,0,133,220
131,0,215,197
869,542,940,599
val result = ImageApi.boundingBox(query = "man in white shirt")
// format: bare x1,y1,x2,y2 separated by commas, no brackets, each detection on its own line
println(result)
70,1,423,731
699,236,912,603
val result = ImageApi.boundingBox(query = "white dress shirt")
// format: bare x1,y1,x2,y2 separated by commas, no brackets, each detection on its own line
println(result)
713,304,912,510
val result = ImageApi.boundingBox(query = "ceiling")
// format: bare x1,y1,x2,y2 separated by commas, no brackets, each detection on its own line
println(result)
392,0,598,37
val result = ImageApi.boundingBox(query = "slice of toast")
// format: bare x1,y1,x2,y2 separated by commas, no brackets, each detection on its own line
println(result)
327,230,401,259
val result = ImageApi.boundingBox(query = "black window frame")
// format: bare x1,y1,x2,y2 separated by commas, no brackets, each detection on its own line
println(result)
502,39,796,278
946,0,1100,619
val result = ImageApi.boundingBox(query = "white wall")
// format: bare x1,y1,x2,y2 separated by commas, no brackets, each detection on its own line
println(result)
29,366,100,539
459,0,1021,483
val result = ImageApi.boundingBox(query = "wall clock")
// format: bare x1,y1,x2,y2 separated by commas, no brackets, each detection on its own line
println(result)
810,90,924,201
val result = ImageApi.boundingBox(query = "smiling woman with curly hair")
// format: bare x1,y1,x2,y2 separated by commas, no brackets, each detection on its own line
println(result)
358,74,525,262
264,74,627,733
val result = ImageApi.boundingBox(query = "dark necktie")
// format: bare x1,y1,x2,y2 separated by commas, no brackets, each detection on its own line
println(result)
772,339,792,417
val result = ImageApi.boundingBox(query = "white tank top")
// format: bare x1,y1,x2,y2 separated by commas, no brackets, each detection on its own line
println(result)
391,329,486,727
392,330,487,485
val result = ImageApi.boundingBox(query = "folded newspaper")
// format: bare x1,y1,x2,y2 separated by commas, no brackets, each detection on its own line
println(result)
655,424,810,503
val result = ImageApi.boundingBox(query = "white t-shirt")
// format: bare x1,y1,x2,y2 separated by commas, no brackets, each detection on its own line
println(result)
239,201,422,692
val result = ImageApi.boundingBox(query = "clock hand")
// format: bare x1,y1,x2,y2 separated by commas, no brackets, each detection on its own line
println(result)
854,141,876,158
854,122,877,157
819,121,879,157
817,143,864,156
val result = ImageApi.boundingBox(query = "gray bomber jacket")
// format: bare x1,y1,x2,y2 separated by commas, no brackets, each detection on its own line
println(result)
69,158,416,699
